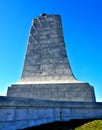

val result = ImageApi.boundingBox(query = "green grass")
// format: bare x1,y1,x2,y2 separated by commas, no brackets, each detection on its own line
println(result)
23,119,102,130
75,120,102,130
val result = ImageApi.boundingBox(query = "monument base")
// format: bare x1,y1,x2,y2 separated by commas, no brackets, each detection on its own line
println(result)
7,82,96,102
0,96,102,130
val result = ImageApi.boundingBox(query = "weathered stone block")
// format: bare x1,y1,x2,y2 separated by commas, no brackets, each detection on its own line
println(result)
28,120,35,127
28,108,38,120
37,119,48,126
0,109,15,121
0,122,16,130
46,109,54,118
37,109,47,118
16,120,28,130
47,118,55,123
54,108,60,118
16,109,28,120
62,109,71,118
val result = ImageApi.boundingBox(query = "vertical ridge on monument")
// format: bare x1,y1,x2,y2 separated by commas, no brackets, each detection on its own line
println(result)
7,14,96,102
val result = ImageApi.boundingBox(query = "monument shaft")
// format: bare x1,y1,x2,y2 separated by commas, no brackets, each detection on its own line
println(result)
21,14,75,83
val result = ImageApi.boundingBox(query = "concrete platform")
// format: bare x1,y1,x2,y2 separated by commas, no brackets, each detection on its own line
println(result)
7,82,96,102
0,96,102,130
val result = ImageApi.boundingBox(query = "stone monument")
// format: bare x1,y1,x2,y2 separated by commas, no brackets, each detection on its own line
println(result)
7,14,95,102
0,14,102,130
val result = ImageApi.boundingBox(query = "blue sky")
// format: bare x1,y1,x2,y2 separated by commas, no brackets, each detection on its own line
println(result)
0,0,102,101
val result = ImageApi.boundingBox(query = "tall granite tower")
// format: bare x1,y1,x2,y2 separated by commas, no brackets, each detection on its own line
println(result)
7,14,95,102
21,14,75,83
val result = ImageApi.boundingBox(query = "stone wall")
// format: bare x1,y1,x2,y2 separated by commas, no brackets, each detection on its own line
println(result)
0,96,102,130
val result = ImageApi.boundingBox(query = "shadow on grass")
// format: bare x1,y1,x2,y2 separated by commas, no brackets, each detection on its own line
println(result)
22,119,100,130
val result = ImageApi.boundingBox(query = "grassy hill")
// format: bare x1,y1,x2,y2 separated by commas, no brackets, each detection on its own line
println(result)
75,120,102,130
23,119,102,130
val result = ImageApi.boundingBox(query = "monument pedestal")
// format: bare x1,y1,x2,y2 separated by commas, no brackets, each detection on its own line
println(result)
7,82,96,102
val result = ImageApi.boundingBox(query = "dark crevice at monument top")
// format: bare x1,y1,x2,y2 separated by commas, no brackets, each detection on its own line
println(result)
40,13,47,16
18,14,80,84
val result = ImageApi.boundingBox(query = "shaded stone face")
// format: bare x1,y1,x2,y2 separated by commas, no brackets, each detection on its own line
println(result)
20,14,75,83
